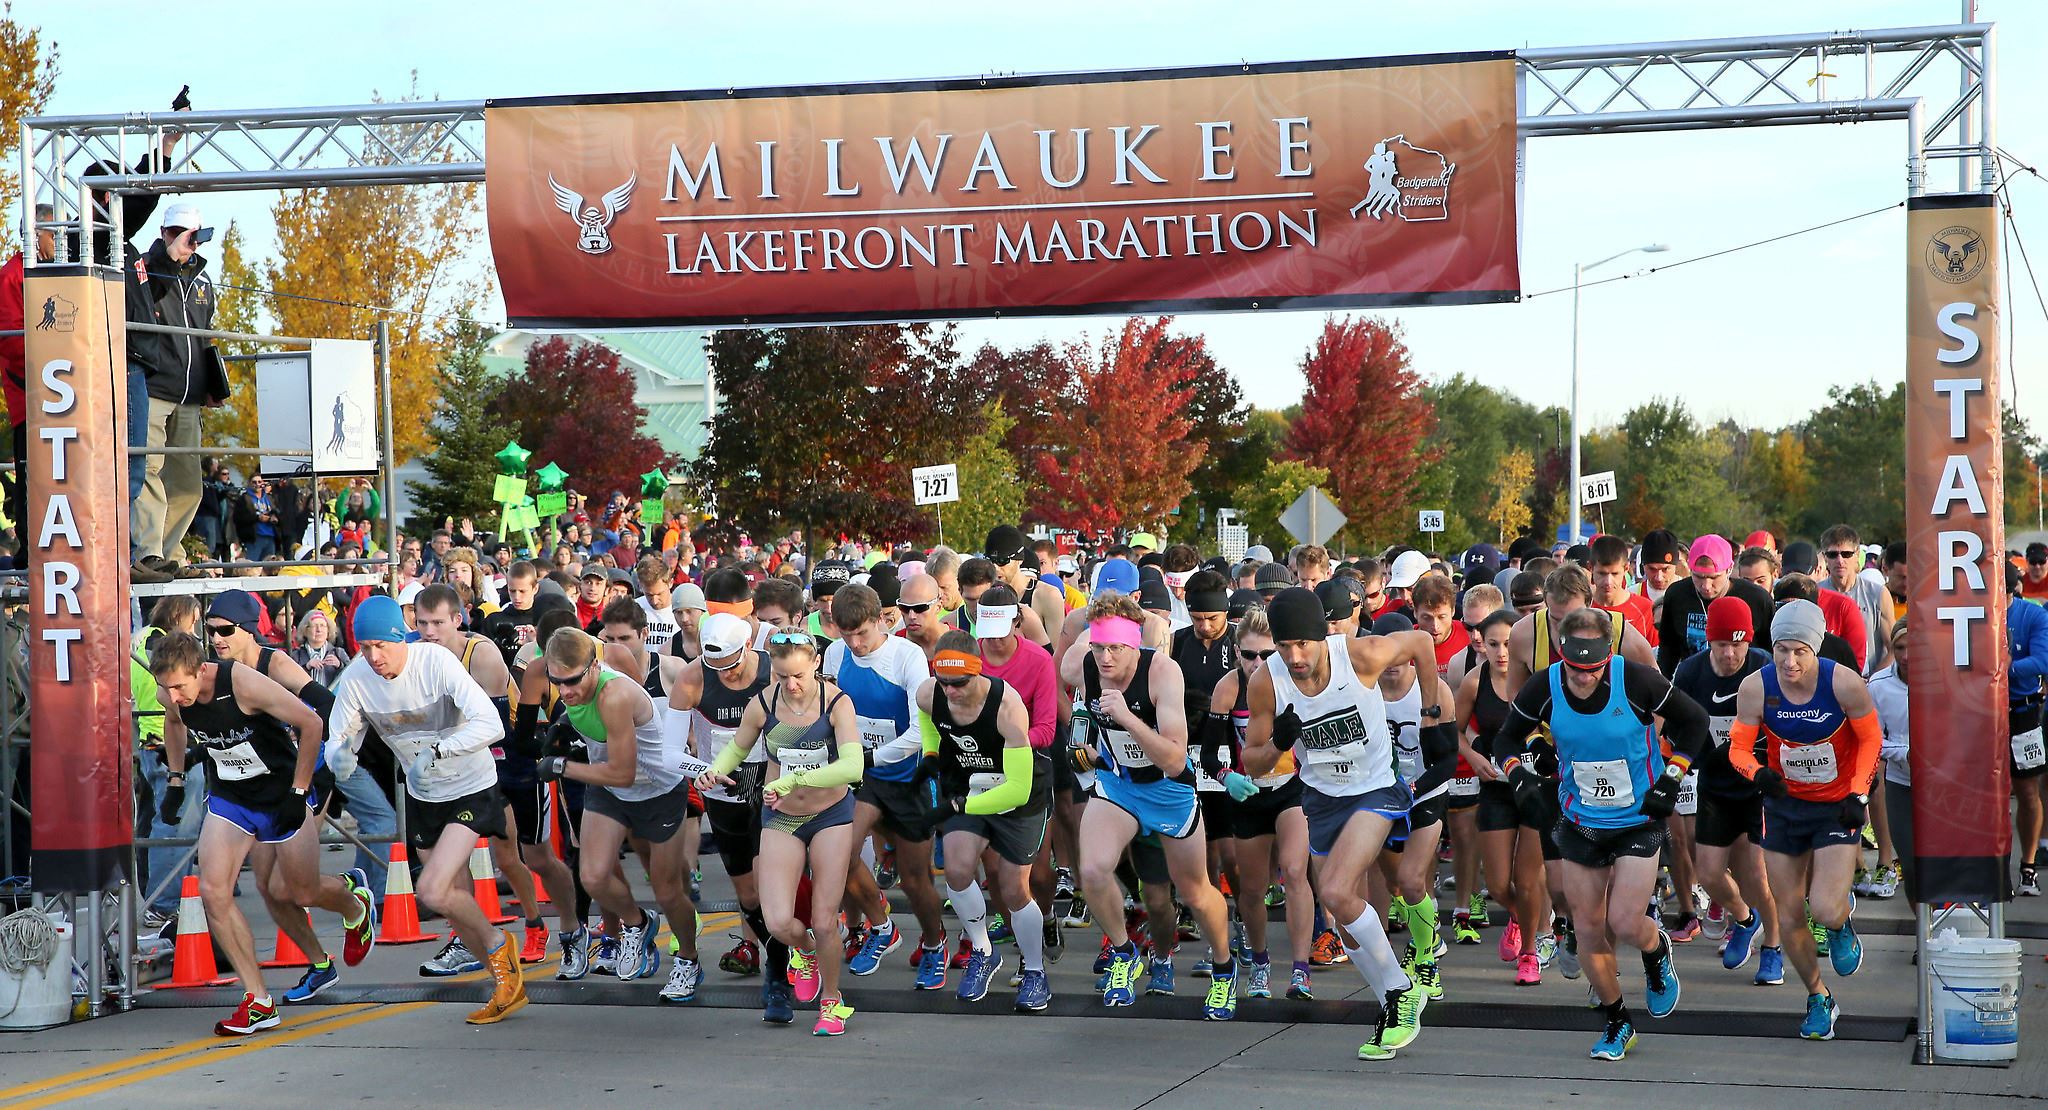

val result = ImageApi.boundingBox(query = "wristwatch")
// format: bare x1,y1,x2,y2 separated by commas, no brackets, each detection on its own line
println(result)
1421,705,1442,720
166,771,186,784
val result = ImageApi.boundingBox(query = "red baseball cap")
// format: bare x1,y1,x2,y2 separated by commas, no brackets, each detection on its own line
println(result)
1744,530,1775,550
1705,595,1753,643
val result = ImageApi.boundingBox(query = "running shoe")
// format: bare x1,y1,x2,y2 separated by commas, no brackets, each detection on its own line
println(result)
950,934,975,970
1376,982,1428,1056
1094,936,1115,975
2020,866,2041,897
1755,946,1786,986
1061,898,1094,929
660,957,701,1004
848,919,901,976
1264,883,1286,908
989,912,1013,944
1556,926,1581,980
1723,911,1761,971
556,926,591,981
1515,952,1542,986
842,924,869,964
958,948,1002,1002
1412,960,1443,1001
1643,933,1680,1018
420,938,482,977
1175,904,1199,942
1826,917,1863,977
1146,956,1176,996
1800,991,1839,1040
1246,959,1272,998
761,976,794,1025
214,992,280,1037
1054,866,1077,904
813,998,854,1036
1671,914,1702,943
1852,867,1874,897
1102,945,1140,1007
1535,931,1558,970
1590,1016,1637,1061
1452,914,1482,946
788,949,820,1003
282,961,338,1004
876,860,899,891
618,911,662,981
1190,956,1212,979
1044,915,1065,964
341,869,376,967
1808,909,1830,958
591,932,620,975
1499,918,1523,963
1705,902,1727,939
1202,970,1238,1020
913,942,948,991
1860,823,1877,850
720,936,761,976
1310,929,1348,966
1287,967,1313,1000
519,921,549,965
1872,863,1900,899
1015,968,1052,1012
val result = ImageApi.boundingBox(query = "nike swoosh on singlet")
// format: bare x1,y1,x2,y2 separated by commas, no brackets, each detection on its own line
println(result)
1710,691,1737,704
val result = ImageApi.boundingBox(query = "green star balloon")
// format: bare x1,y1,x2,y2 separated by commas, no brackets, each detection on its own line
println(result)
535,461,569,492
495,440,532,477
640,468,669,497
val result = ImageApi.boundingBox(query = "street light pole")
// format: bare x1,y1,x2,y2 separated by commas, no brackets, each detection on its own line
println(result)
1569,243,1669,545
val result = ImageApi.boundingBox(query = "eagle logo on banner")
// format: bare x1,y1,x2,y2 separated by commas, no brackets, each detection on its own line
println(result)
549,173,636,255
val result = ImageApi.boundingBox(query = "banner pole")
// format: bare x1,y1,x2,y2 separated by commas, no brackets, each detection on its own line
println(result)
376,321,396,588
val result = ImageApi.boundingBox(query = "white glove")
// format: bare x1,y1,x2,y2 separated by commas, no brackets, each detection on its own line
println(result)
323,737,359,782
409,745,440,786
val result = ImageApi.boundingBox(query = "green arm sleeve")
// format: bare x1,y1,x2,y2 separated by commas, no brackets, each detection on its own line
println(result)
793,739,867,790
708,740,747,778
920,708,942,757
963,743,1035,815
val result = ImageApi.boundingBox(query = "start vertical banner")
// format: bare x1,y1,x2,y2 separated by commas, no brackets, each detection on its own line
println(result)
1903,194,2009,904
23,266,135,893
487,52,1520,326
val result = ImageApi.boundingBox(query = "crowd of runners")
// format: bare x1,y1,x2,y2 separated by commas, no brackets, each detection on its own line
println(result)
142,519,2048,1061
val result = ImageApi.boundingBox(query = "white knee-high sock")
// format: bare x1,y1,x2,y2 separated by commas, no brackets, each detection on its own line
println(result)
1343,908,1412,997
948,883,990,953
1011,900,1045,972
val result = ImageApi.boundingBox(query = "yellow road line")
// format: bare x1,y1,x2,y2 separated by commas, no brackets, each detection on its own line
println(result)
0,910,738,1108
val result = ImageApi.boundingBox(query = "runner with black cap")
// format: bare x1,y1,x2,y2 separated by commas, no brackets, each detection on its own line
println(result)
1368,611,1461,1003
1728,599,1884,1040
1491,606,1711,1061
1636,530,1683,609
989,524,1065,650
1240,587,1440,1060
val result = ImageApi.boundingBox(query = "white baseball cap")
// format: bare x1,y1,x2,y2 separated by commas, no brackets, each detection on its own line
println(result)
974,603,1018,640
1055,555,1078,574
396,582,425,606
1387,550,1432,590
700,613,750,664
160,202,213,243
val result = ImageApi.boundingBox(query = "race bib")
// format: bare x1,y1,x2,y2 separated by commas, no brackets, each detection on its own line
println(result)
1675,771,1699,816
1306,742,1367,789
1450,774,1480,799
2013,727,2046,771
1571,758,1635,809
1709,715,1735,749
210,741,266,782
967,772,1005,798
855,715,895,752
1780,742,1837,785
777,744,830,774
1106,728,1154,769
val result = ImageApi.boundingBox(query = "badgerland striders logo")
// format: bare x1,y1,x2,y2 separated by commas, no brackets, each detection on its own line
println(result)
1349,135,1456,223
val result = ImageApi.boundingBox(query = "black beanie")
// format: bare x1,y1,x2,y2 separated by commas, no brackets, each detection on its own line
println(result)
1268,587,1327,643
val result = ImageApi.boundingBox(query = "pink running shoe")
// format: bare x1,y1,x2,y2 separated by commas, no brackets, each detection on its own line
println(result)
788,949,821,1004
813,998,854,1036
1498,918,1522,963
1515,952,1542,986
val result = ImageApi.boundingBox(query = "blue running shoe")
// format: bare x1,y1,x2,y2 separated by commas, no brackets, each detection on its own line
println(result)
1014,968,1052,1012
988,913,1012,944
1722,911,1760,971
1190,956,1213,979
1102,945,1140,1007
848,919,901,976
1643,932,1680,1019
1590,1016,1637,1060
1146,957,1176,996
761,976,794,1025
958,948,1002,1002
913,942,948,991
1799,991,1839,1040
1093,938,1113,975
1202,970,1238,1021
1755,945,1785,986
282,960,338,1003
1826,919,1862,977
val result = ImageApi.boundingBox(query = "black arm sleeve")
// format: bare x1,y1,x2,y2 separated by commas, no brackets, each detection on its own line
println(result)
1197,711,1231,781
1655,583,1688,677
295,680,336,725
1489,673,1554,764
1622,661,1711,768
1409,722,1463,796
507,701,542,760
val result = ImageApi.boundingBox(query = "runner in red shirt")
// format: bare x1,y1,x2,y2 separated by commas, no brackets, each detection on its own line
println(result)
1589,536,1657,648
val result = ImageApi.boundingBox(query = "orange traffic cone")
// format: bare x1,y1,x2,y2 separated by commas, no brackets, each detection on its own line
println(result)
378,843,441,945
166,875,234,988
261,911,315,969
470,838,515,925
533,872,552,905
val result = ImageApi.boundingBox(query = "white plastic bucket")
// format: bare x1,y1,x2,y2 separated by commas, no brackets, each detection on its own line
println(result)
1927,929,2022,1063
0,915,74,1031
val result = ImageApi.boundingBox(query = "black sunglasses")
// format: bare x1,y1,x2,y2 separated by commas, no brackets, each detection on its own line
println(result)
547,661,593,686
935,676,972,689
205,622,240,637
1239,649,1276,660
1824,549,1859,560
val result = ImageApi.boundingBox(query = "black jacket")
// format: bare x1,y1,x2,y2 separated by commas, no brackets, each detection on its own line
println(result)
1655,577,1775,677
134,239,226,405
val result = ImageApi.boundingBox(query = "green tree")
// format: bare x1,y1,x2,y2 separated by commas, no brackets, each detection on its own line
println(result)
926,401,1024,549
406,327,512,531
1231,458,1330,550
1486,448,1534,543
1614,399,1751,539
1420,374,1564,541
1799,381,1906,541
0,4,57,222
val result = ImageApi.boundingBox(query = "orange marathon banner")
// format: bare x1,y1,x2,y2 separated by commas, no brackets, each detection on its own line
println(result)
486,53,1520,327
1902,194,2010,904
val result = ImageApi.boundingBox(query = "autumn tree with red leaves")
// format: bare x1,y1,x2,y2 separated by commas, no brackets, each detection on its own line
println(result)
1284,317,1437,546
491,337,673,503
1033,317,1206,534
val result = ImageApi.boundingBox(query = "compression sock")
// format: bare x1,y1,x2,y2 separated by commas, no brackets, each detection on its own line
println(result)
1114,854,1143,900
1341,908,1412,997
745,907,791,982
1012,900,1046,971
948,882,991,953
1406,895,1440,959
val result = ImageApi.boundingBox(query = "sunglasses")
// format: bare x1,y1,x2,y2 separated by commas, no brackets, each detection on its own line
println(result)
898,600,937,614
547,661,593,686
1824,549,1859,560
935,676,973,689
704,652,741,672
1513,597,1543,611
767,631,812,646
205,622,240,637
1239,649,1276,661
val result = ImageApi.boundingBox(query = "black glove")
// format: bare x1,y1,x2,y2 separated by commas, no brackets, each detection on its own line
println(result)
1272,706,1304,750
157,781,186,827
171,84,192,112
1838,794,1868,830
941,789,967,815
1507,760,1550,825
1640,773,1680,821
1067,745,1098,775
538,756,570,782
910,753,940,789
545,719,583,761
1751,767,1790,799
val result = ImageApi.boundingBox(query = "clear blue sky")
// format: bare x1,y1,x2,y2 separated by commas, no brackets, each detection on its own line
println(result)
26,0,2048,437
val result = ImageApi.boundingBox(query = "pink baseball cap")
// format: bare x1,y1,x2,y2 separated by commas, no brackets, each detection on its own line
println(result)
1689,534,1734,575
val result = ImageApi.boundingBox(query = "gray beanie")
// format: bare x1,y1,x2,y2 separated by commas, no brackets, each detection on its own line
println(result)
1770,599,1826,651
1492,566,1520,593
